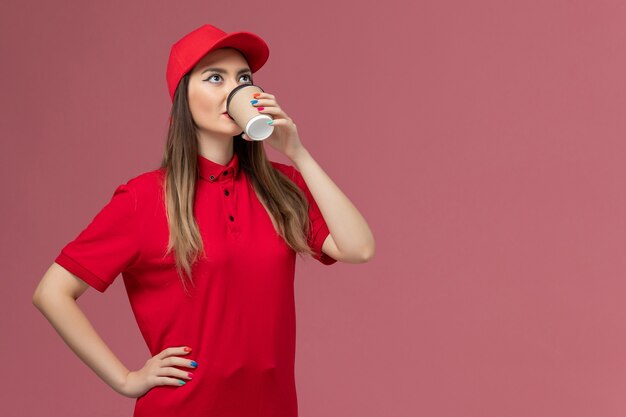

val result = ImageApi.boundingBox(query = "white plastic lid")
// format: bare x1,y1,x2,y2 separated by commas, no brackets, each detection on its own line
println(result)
246,115,274,140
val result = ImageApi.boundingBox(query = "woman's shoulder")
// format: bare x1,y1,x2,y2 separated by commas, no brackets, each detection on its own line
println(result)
122,167,166,197
269,160,297,181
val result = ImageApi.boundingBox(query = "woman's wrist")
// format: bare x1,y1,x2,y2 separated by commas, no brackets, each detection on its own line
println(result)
288,146,311,167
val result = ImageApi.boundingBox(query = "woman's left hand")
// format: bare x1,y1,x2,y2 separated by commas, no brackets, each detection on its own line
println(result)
241,92,305,160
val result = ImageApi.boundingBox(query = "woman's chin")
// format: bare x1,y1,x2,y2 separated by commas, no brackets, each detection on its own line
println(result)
227,124,243,135
196,123,243,138
222,118,241,131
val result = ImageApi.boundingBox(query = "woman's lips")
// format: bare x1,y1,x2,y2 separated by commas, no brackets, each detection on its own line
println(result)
222,112,233,120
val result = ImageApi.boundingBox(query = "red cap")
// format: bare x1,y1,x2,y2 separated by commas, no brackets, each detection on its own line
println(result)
166,24,270,102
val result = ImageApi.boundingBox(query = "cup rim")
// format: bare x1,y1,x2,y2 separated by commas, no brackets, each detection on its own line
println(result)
226,84,265,115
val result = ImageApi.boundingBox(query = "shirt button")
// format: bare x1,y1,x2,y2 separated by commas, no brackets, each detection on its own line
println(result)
209,175,215,181
229,215,234,221
224,189,229,196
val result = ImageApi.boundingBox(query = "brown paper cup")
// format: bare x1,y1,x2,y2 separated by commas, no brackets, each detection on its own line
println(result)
226,84,274,141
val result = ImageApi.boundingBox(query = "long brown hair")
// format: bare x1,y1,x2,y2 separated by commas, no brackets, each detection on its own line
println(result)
160,71,317,294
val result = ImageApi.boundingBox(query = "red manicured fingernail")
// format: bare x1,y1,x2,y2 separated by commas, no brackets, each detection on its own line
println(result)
188,372,194,378
257,107,264,111
184,347,192,352
253,93,260,98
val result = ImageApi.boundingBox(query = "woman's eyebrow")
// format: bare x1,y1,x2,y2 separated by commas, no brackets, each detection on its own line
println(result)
201,67,251,75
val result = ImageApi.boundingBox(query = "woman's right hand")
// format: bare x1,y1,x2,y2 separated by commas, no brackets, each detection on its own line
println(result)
118,346,197,398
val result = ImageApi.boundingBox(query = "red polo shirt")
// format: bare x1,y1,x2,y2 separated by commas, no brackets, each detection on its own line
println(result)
54,152,337,417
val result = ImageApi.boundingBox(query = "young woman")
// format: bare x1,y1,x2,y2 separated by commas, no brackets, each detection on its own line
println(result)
33,23,375,417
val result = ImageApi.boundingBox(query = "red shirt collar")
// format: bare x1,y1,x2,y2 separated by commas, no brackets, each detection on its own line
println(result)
197,152,240,183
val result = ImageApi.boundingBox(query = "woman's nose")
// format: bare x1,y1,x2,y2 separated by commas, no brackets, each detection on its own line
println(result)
225,80,240,93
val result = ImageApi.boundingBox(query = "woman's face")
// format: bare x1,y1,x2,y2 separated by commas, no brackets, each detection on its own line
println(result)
187,48,254,137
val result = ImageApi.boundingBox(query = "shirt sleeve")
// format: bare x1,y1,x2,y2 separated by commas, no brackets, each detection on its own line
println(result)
54,183,141,292
287,166,338,266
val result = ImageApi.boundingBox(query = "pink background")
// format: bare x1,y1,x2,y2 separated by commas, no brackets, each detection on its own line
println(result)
3,0,626,416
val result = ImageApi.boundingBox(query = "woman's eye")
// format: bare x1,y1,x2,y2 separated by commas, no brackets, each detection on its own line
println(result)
205,74,253,83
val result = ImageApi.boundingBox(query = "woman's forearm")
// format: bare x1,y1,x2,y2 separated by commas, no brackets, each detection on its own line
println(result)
290,147,375,260
33,294,130,395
